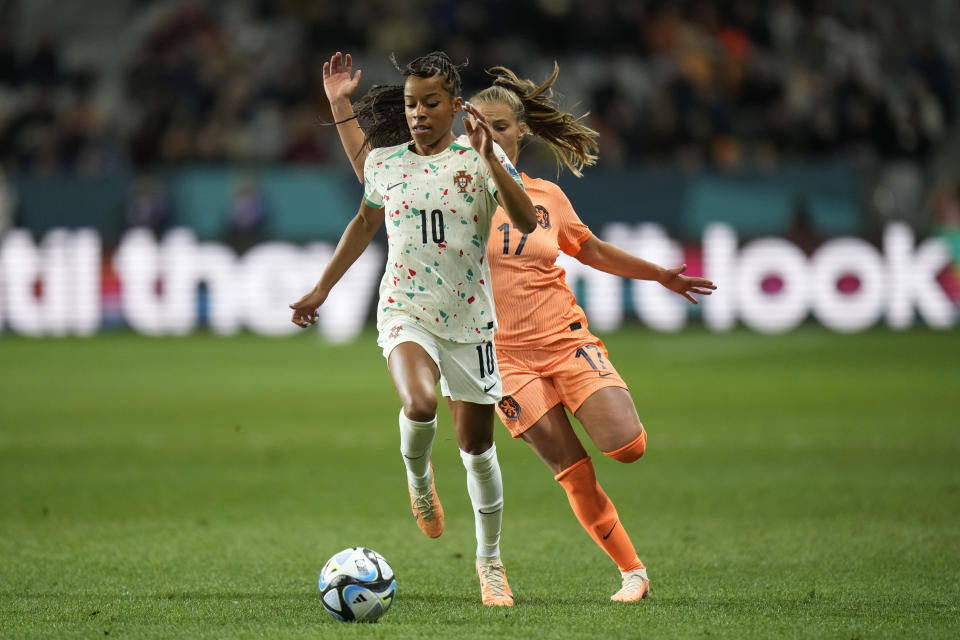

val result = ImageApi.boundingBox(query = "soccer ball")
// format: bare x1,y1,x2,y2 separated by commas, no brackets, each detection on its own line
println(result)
318,547,396,622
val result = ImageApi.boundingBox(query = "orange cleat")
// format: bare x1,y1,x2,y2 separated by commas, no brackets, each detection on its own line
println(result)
476,556,514,606
611,567,650,602
408,462,444,538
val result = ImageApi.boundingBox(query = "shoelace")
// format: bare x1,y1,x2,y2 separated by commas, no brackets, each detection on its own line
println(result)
413,487,435,520
479,563,507,595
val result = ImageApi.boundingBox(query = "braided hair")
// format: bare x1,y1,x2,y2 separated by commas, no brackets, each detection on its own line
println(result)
344,51,467,152
395,50,466,98
470,63,599,177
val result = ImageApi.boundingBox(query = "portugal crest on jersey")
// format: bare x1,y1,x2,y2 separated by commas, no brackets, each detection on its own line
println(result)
453,170,473,193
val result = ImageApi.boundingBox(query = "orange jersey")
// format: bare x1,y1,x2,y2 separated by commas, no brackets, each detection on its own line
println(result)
487,173,592,349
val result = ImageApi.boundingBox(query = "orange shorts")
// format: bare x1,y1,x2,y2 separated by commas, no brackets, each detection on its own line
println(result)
494,332,628,438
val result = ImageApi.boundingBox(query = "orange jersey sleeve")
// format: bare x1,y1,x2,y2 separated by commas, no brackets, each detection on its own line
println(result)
487,174,593,348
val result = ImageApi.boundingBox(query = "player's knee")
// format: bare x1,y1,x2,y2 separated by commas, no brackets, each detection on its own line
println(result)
603,427,646,464
401,394,437,423
459,439,494,456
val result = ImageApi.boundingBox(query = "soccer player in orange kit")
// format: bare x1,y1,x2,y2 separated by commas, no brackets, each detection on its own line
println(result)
322,52,715,602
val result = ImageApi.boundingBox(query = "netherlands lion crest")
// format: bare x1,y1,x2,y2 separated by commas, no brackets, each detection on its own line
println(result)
498,396,521,420
535,205,551,229
453,169,473,193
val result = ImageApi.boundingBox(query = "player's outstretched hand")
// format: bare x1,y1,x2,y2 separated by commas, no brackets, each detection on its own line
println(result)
323,51,361,104
658,264,717,304
289,287,329,328
463,102,494,158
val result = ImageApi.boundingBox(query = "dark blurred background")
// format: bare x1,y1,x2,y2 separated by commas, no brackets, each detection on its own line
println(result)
1,0,958,230
0,0,958,335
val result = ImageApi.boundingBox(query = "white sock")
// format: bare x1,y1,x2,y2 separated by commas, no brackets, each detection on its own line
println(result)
399,409,437,488
459,445,503,558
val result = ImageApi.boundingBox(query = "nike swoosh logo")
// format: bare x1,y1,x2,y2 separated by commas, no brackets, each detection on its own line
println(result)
483,383,497,392
387,182,404,190
478,507,502,515
598,372,613,377
602,521,618,540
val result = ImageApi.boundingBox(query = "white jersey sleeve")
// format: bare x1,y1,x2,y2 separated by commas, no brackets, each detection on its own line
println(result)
363,154,385,208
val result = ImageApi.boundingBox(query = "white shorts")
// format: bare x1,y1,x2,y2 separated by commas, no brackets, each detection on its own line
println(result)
377,317,502,405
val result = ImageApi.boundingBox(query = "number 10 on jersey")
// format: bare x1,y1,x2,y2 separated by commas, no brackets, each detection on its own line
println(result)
476,342,495,379
419,209,445,244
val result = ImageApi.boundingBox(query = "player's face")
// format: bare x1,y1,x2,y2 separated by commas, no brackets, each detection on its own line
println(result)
404,74,462,154
476,102,526,165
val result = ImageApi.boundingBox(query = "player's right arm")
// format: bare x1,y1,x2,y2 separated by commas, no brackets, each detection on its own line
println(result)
289,200,384,327
324,51,368,182
463,103,537,233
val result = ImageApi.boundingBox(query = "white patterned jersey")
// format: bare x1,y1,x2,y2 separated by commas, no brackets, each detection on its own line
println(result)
364,135,523,343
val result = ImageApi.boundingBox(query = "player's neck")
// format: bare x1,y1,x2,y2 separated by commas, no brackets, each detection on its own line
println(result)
410,132,456,157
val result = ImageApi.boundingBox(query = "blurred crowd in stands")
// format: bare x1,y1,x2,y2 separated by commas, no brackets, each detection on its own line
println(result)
0,0,957,177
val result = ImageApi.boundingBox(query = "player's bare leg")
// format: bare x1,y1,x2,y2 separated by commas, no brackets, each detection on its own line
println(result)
575,387,646,462
520,404,588,476
388,343,444,537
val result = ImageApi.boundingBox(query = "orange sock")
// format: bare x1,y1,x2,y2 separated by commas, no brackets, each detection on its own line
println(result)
555,457,644,572
603,427,646,463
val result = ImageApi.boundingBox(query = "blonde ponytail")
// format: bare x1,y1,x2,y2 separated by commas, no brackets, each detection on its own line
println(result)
471,63,599,177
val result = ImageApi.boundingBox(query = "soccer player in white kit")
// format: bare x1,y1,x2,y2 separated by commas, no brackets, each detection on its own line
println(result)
290,52,537,606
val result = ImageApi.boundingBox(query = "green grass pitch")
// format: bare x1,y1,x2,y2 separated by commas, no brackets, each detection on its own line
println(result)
1,327,958,639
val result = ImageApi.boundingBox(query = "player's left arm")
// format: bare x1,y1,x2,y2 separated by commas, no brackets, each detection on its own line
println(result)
575,236,717,304
463,103,537,233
